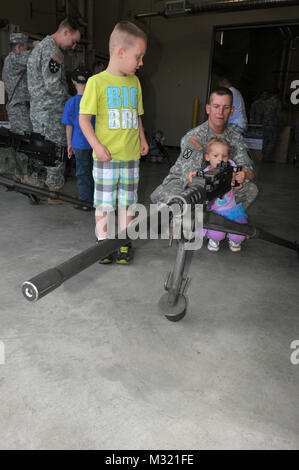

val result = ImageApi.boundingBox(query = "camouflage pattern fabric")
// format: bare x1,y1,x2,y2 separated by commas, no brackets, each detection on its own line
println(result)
27,36,69,189
0,147,28,176
151,120,258,209
45,161,65,190
6,103,32,134
250,98,266,124
263,96,283,128
262,97,283,161
2,50,32,134
27,35,69,146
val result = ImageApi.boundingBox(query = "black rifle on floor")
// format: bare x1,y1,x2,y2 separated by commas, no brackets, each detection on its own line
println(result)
21,162,299,323
0,126,65,166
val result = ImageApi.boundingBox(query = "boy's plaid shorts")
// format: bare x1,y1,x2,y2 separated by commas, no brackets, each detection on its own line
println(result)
93,159,140,211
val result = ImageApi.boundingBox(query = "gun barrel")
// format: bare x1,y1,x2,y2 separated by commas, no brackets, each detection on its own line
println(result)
0,175,93,208
204,212,299,254
21,205,167,302
22,236,131,301
257,228,299,254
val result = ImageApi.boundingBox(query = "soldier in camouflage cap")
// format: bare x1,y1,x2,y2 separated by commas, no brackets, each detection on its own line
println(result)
2,32,32,134
27,17,80,146
27,17,80,189
9,33,29,45
151,87,258,209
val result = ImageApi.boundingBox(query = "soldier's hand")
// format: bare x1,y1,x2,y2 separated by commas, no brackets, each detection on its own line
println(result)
187,171,197,183
235,169,245,185
232,171,243,190
94,143,111,162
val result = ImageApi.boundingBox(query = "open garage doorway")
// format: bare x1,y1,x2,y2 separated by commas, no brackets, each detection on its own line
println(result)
208,20,299,164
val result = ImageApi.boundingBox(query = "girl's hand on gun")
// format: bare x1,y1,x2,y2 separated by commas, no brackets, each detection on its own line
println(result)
187,171,197,183
67,145,74,159
94,143,111,162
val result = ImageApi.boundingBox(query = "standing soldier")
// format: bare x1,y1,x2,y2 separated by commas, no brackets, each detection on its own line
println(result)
2,33,32,134
1,33,44,190
262,89,283,161
250,91,269,125
27,17,81,189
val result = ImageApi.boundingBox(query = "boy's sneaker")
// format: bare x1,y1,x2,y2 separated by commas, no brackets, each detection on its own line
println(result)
99,253,114,264
116,243,133,264
96,240,114,264
229,240,242,252
207,239,220,252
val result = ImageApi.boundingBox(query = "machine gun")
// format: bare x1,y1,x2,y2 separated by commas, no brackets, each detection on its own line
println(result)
0,127,90,206
0,126,65,166
201,161,242,201
21,163,299,322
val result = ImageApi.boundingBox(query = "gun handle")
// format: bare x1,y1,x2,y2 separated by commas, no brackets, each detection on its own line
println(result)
234,166,243,187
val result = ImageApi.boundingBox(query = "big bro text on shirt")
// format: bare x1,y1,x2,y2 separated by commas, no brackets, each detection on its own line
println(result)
107,86,139,129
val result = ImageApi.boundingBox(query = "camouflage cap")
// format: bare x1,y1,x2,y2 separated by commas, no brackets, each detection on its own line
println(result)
9,32,29,45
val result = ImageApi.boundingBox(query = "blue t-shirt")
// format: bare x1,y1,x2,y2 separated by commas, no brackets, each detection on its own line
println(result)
62,94,95,150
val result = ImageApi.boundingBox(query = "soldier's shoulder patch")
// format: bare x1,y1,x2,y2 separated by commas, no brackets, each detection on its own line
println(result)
189,136,202,148
49,57,61,73
183,148,193,159
52,52,63,64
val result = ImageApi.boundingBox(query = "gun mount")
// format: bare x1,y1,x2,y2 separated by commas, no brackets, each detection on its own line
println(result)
21,163,299,322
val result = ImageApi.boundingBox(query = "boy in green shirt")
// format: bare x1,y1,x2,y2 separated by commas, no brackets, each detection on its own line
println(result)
79,21,148,264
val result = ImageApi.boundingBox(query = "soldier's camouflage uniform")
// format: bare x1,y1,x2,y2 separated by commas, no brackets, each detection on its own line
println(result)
27,36,69,189
151,121,258,209
2,50,32,134
262,96,283,161
250,98,266,125
1,48,39,182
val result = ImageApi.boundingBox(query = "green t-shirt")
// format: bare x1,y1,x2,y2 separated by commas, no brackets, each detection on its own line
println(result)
80,71,144,161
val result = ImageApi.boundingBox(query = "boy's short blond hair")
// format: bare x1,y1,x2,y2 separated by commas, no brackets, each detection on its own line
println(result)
109,21,147,54
205,136,231,155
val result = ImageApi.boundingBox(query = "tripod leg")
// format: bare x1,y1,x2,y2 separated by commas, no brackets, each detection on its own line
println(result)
158,240,190,322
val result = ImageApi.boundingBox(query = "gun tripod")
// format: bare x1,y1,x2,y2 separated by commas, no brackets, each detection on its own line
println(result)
158,212,299,322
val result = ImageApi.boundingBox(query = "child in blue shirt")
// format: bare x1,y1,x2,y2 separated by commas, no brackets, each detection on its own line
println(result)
62,65,95,210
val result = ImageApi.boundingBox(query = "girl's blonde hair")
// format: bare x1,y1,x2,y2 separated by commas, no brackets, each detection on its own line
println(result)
205,136,231,155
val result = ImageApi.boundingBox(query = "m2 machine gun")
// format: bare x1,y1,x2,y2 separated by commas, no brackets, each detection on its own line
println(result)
0,126,65,167
0,127,92,207
21,162,299,321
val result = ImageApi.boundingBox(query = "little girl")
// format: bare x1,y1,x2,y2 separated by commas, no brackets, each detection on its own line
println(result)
188,136,253,252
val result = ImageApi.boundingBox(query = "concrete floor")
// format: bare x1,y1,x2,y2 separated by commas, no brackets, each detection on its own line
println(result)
0,155,298,450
